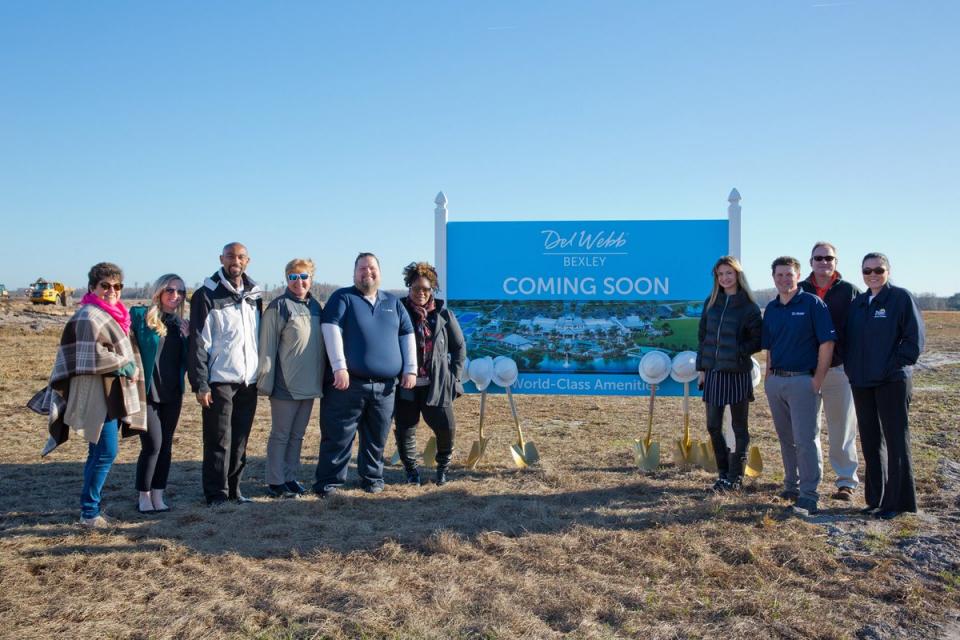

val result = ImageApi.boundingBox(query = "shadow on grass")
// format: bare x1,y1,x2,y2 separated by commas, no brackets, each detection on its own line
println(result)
0,457,835,559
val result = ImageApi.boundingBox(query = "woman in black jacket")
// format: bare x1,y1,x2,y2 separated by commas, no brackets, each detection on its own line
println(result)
394,261,466,486
696,256,763,491
845,252,925,520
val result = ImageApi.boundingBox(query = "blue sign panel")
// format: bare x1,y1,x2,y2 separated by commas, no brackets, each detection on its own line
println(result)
446,219,728,396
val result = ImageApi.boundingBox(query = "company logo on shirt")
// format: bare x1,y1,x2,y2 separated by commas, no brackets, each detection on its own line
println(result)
874,308,887,319
791,311,806,316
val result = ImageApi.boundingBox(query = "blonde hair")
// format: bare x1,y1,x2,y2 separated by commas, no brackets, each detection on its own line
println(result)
145,273,186,337
285,258,315,277
707,256,756,308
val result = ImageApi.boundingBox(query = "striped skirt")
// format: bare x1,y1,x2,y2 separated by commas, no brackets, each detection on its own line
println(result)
702,369,753,407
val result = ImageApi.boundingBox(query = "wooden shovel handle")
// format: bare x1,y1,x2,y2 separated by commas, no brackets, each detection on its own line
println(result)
506,386,525,449
646,384,656,445
478,390,487,439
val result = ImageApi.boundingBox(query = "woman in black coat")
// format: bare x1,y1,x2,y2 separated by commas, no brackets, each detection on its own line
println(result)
393,261,466,486
845,252,925,520
696,256,763,491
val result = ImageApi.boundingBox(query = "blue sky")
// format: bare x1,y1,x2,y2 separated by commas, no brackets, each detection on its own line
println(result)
1,1,957,295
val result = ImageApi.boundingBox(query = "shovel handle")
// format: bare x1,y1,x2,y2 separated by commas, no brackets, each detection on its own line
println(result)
682,382,690,445
646,384,656,445
505,386,526,449
478,390,487,439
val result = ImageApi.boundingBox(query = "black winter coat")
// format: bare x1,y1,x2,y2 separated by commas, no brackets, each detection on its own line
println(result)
696,290,762,373
844,284,925,387
799,273,860,366
398,298,466,407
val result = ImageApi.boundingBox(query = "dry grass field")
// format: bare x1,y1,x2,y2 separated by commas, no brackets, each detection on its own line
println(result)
1,302,959,639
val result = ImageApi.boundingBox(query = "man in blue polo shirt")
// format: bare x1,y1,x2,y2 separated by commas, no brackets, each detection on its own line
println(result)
762,256,836,515
314,252,416,495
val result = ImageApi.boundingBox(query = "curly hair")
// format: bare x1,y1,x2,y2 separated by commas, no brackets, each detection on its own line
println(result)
402,261,439,291
87,262,123,291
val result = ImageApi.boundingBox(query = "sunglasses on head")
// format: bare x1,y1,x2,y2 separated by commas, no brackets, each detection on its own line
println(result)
164,287,186,295
287,273,310,281
862,267,887,275
813,255,836,262
98,282,123,292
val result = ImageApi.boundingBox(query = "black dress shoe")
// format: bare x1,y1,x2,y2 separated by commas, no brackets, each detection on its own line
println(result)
859,506,879,515
876,510,900,520
207,497,228,507
405,467,421,485
267,484,291,498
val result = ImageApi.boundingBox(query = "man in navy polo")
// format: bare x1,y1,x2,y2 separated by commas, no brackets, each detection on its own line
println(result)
762,256,836,515
314,253,416,495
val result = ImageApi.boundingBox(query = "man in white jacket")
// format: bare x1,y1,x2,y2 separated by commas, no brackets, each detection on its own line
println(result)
188,242,262,506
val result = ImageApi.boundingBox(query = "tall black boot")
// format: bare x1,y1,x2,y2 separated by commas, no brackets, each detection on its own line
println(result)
727,452,746,490
395,426,420,484
435,464,449,486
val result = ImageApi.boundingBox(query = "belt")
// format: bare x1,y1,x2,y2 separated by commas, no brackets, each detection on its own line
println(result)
771,369,813,377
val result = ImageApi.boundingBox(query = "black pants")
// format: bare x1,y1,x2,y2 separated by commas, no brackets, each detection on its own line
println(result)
852,379,916,513
394,386,456,469
705,399,750,479
136,397,182,491
202,383,257,503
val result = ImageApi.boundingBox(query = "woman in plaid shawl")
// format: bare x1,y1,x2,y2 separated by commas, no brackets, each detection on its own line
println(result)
31,262,146,528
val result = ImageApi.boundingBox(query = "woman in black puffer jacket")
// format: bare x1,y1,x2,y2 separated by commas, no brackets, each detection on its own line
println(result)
696,256,762,491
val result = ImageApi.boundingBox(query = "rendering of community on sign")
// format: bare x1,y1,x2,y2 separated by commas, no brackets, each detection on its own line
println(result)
449,299,703,374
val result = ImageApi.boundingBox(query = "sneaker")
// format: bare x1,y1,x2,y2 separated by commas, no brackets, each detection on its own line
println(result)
794,497,820,515
831,486,854,501
79,514,113,529
859,505,879,515
285,481,307,496
711,479,731,493
267,484,291,498
435,467,449,486
779,489,800,502
363,484,384,494
314,485,339,498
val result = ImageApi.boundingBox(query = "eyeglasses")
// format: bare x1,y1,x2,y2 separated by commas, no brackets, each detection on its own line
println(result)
287,273,310,281
411,286,432,294
164,287,186,295
812,255,836,263
98,282,123,292
862,267,887,275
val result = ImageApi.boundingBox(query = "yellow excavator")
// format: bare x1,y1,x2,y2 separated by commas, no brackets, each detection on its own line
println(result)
30,279,73,306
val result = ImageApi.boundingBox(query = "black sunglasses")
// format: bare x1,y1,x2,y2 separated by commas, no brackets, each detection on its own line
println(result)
163,287,186,295
98,282,123,292
812,255,836,262
862,267,887,275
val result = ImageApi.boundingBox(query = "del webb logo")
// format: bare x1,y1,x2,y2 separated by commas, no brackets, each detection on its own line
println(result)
541,229,628,268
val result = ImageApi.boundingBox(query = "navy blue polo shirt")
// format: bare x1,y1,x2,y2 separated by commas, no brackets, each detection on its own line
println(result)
761,290,836,373
323,286,413,380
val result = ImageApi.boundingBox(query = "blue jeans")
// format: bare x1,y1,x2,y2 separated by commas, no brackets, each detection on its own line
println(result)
315,378,396,491
80,419,119,518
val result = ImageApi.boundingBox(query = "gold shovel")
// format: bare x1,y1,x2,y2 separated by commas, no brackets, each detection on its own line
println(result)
506,386,539,467
673,381,694,469
465,390,489,469
699,439,718,473
634,385,661,471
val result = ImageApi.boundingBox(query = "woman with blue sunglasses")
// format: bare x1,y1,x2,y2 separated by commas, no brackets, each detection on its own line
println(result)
257,258,326,498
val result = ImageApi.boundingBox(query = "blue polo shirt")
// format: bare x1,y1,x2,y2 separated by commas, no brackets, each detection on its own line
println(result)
323,286,414,380
761,290,835,373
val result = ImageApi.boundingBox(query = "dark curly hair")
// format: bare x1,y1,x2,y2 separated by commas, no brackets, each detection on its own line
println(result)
87,262,124,291
402,261,439,291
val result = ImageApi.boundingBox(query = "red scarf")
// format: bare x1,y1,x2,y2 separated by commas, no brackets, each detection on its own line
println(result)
80,291,131,335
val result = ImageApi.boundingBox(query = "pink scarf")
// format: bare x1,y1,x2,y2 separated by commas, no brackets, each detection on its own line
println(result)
80,291,131,335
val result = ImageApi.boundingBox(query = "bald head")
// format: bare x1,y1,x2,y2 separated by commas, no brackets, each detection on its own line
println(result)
219,242,250,286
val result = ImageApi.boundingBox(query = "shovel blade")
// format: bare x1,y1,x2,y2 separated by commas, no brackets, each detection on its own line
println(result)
745,445,764,477
674,439,693,468
700,441,718,473
636,441,660,472
422,437,437,469
465,438,489,469
523,442,540,466
510,444,529,468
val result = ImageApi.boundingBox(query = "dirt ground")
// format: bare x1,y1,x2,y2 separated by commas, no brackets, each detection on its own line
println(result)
1,302,959,639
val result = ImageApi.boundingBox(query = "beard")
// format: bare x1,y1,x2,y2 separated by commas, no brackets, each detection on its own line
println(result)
355,275,379,295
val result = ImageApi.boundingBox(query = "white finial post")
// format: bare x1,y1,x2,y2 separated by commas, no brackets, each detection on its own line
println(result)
434,191,448,294
727,188,742,259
